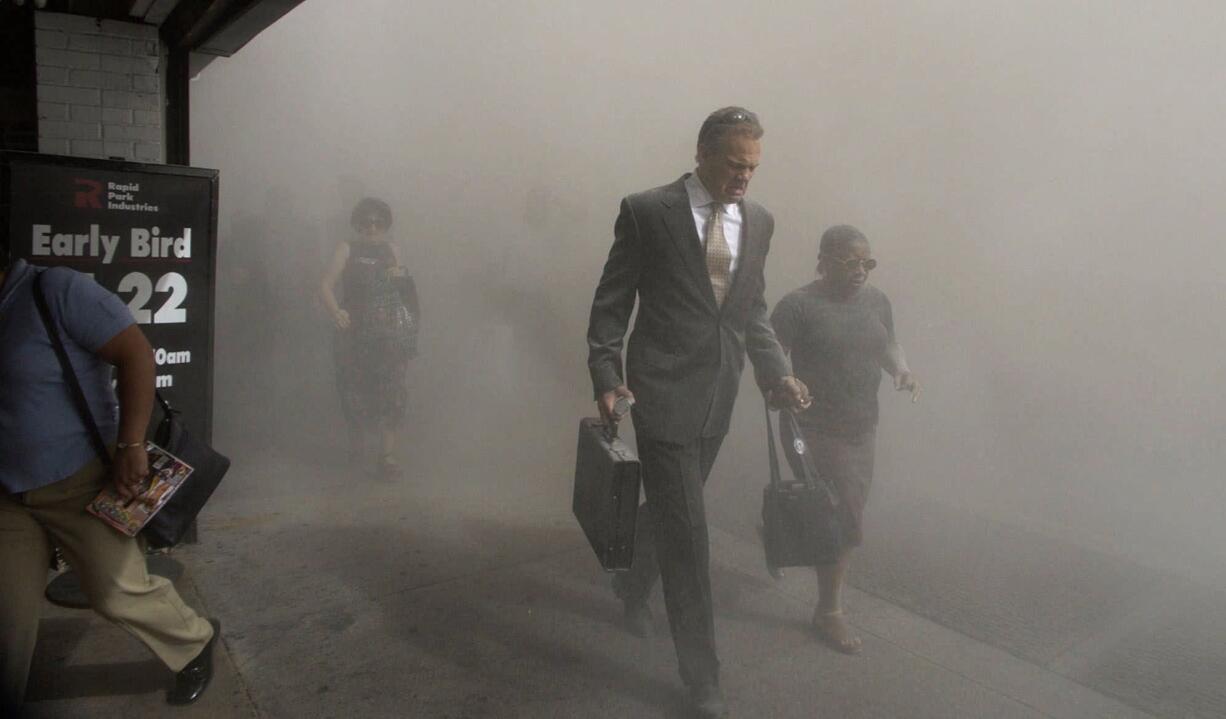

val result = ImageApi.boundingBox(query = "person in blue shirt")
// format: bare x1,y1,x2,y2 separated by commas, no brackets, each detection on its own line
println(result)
0,252,218,712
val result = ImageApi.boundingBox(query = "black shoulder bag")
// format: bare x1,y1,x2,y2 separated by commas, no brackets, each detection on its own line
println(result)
761,400,845,568
33,271,230,548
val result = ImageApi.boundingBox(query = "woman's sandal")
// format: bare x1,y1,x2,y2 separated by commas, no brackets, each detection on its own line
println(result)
812,609,862,655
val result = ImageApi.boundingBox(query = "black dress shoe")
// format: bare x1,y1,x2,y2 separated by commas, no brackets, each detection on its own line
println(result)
689,682,728,718
167,618,220,705
622,600,653,638
611,575,652,638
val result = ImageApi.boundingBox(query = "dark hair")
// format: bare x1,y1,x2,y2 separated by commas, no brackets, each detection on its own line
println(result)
697,106,764,153
350,197,393,231
818,225,868,259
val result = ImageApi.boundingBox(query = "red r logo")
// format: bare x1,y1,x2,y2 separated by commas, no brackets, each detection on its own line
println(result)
73,178,103,209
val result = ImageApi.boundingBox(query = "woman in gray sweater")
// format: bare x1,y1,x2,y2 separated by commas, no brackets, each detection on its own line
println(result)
770,224,919,654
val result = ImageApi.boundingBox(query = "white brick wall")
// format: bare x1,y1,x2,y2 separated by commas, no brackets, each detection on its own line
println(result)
34,12,165,163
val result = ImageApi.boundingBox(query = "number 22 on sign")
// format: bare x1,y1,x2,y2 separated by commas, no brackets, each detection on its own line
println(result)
116,271,188,324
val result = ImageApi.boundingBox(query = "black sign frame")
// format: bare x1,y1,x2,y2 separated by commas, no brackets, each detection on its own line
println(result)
1,150,221,443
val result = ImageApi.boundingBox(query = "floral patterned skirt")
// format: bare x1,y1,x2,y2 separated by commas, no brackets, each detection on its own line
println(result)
333,329,408,428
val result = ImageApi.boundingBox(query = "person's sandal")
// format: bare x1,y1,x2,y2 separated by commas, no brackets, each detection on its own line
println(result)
812,609,862,655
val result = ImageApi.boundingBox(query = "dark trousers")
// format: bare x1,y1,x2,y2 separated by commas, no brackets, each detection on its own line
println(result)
614,433,725,687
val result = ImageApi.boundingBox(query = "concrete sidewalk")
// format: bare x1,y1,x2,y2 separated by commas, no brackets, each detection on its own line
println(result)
21,437,1161,719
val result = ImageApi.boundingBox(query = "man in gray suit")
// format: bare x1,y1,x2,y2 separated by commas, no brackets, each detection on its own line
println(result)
586,106,809,718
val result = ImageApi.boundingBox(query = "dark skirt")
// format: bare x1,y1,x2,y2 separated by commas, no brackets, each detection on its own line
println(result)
333,329,408,428
780,421,876,547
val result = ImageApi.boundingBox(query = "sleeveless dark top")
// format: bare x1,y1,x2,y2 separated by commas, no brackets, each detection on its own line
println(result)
339,239,396,314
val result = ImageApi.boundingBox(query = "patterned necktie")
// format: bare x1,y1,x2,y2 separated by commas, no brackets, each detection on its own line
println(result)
704,202,732,305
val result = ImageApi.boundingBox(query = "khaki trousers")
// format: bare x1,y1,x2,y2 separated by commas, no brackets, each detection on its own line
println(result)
0,457,214,707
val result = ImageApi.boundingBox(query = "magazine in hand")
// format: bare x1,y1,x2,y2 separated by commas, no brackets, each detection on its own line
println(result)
88,441,195,537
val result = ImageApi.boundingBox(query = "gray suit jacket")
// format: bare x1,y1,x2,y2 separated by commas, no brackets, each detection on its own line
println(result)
587,174,791,442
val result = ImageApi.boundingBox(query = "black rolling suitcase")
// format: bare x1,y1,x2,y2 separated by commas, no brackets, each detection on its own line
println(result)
573,417,641,571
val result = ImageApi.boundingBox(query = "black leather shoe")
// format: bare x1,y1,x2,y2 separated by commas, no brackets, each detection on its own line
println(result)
167,618,220,705
611,575,652,638
622,600,653,638
689,682,728,718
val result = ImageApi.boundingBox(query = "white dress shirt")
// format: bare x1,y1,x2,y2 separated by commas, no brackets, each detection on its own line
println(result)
684,172,743,274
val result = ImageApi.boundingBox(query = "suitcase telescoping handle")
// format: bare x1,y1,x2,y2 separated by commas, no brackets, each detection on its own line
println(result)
763,400,839,506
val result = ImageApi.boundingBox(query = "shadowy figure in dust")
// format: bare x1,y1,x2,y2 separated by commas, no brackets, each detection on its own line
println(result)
319,197,420,477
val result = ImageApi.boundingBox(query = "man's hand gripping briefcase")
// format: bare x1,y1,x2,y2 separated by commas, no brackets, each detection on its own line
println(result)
573,417,641,571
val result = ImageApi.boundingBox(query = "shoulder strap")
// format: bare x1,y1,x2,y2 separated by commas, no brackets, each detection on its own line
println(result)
764,398,784,488
33,271,112,467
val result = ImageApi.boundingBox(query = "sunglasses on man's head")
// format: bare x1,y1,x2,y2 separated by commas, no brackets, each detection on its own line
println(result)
699,110,759,143
828,257,877,271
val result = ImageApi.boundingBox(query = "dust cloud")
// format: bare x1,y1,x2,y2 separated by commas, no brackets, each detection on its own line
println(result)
190,0,1226,587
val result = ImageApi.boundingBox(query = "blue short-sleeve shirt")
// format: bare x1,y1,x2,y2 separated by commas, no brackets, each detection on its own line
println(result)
0,259,136,493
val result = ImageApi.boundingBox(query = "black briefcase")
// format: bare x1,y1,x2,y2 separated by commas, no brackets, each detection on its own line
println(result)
761,403,845,568
573,417,641,571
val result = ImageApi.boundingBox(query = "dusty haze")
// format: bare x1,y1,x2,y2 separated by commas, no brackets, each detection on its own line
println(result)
190,0,1226,587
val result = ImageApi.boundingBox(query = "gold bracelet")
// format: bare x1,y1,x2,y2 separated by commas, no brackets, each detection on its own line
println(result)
115,441,144,450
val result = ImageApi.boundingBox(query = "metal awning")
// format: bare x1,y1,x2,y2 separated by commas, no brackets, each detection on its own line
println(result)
16,0,306,162
33,0,307,56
